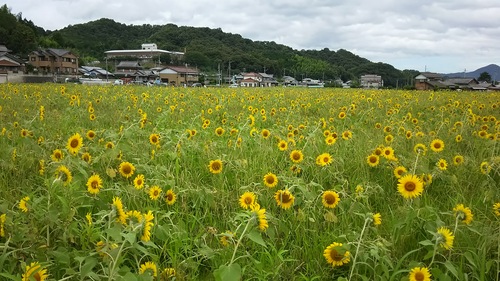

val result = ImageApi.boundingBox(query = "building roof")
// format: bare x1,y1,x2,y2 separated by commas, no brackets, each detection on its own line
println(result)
241,78,259,83
0,59,20,67
116,61,142,69
446,78,477,85
105,49,184,58
0,45,11,52
31,48,75,57
418,72,443,79
163,65,199,74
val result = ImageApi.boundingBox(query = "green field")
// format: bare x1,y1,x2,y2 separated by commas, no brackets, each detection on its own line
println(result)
0,84,499,281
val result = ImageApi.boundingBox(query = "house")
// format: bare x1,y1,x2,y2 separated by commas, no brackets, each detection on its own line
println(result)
79,66,114,79
259,73,279,87
283,75,298,86
0,44,25,74
360,74,383,88
28,48,78,74
240,78,259,87
414,72,447,90
159,65,199,86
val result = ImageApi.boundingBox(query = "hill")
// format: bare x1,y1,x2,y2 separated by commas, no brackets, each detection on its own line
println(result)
443,64,500,80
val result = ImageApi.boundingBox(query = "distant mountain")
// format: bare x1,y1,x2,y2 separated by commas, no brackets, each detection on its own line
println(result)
443,64,500,79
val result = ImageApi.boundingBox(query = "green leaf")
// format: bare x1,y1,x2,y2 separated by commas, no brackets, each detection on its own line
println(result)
0,273,18,280
418,239,434,246
443,261,459,279
81,257,98,277
246,230,267,247
122,231,136,244
213,263,242,281
463,251,476,268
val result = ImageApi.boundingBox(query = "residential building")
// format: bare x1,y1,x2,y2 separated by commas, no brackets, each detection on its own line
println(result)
28,48,78,74
239,72,278,87
360,74,383,88
0,44,25,74
79,66,114,79
414,72,447,90
159,65,199,86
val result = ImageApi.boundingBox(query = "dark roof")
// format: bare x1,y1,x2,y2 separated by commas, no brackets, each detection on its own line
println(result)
419,72,443,79
116,61,142,69
0,52,25,64
47,48,71,56
165,65,199,74
446,78,477,85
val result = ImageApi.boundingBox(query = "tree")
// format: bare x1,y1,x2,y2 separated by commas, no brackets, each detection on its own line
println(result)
478,71,491,83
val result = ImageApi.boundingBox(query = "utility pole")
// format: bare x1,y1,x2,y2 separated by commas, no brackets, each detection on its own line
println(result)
228,61,231,84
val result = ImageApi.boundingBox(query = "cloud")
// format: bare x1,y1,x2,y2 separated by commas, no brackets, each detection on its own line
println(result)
4,0,500,72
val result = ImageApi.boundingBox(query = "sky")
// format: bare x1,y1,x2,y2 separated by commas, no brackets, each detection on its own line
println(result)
4,0,500,74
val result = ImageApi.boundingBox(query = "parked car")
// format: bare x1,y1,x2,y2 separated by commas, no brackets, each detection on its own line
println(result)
114,79,124,85
229,83,239,88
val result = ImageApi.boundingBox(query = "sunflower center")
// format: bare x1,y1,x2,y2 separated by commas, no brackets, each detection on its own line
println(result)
323,157,329,163
404,182,416,191
136,179,143,185
122,166,131,174
70,139,79,148
329,249,343,261
211,162,221,170
244,197,253,204
434,143,441,149
153,190,159,196
91,180,99,188
292,153,300,160
370,156,377,163
152,136,158,143
33,272,43,281
166,193,173,201
414,272,425,281
266,176,275,185
324,194,336,204
280,193,292,203
397,170,403,175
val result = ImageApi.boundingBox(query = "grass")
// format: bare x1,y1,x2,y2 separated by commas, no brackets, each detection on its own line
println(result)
0,84,499,281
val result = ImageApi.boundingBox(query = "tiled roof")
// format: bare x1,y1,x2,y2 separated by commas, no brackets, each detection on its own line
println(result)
165,65,199,74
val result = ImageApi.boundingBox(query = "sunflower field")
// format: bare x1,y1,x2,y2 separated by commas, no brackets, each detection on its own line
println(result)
0,83,499,281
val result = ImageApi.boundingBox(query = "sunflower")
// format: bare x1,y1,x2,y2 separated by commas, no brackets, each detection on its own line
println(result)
215,127,225,136
165,189,177,205
208,159,223,174
251,204,268,231
323,242,351,267
436,159,448,170
220,231,236,246
0,213,5,237
480,161,491,174
322,191,340,208
382,146,397,160
397,174,424,199
81,152,92,164
405,130,412,139
338,111,346,119
56,165,73,186
372,213,382,226
455,134,463,142
263,172,278,188
341,130,352,140
453,204,473,225
325,136,336,145
373,146,383,156
277,140,288,151
161,268,176,279
133,174,145,190
290,150,304,163
453,155,464,166
384,134,394,144
51,149,64,162
274,189,295,210
366,154,380,167
86,174,103,195
20,128,29,137
148,185,162,200
493,202,500,217
393,166,407,178
67,133,83,155
112,197,128,225
149,133,160,146
430,139,445,152
141,210,154,242
261,129,271,139
239,191,256,209
19,196,29,213
22,262,49,281
437,227,454,250
316,153,333,166
139,261,157,277
105,141,114,149
408,267,431,281
86,130,96,140
118,161,135,178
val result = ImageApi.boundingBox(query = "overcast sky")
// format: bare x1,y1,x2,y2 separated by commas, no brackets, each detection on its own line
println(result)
5,0,500,74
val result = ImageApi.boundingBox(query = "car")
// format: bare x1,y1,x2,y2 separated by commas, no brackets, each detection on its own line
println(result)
229,83,239,88
191,83,203,87
114,79,124,85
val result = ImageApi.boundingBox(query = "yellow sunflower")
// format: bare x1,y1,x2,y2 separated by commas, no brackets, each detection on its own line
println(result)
372,213,382,226
22,262,49,281
316,153,333,166
220,231,236,246
139,261,157,277
341,130,352,140
67,133,83,155
480,161,491,174
430,139,445,152
133,174,145,190
409,267,431,281
397,174,424,199
436,159,448,170
323,242,351,267
208,159,223,174
239,191,256,209
19,196,30,213
86,174,103,195
325,136,336,146
382,146,397,161
493,202,500,217
161,268,176,279
366,154,380,167
437,227,454,250
322,190,340,208
165,189,177,205
86,130,96,140
81,152,92,164
118,161,135,178
263,172,278,188
413,143,427,155
261,129,271,139
149,133,160,146
51,149,64,162
215,127,225,136
148,185,162,200
277,140,288,151
251,204,268,231
393,166,407,178
455,134,463,142
453,155,464,166
56,165,73,186
290,150,304,163
453,204,473,225
384,134,394,144
274,189,295,210
141,210,154,242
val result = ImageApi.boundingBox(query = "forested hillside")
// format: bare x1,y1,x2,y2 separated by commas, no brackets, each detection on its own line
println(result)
1,5,419,87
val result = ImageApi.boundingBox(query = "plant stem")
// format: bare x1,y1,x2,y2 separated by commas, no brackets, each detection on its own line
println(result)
349,217,370,281
428,237,440,268
229,217,252,266
411,151,420,175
